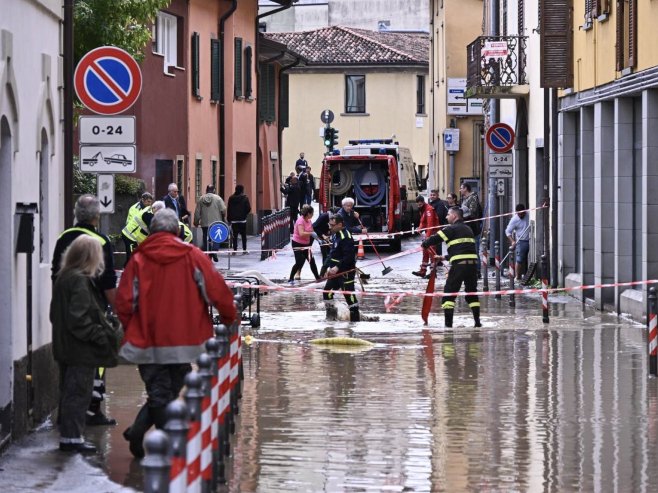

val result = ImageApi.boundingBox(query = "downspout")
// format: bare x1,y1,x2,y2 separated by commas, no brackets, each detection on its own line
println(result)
551,88,558,287
256,0,296,211
64,0,74,228
429,0,435,190
219,0,238,199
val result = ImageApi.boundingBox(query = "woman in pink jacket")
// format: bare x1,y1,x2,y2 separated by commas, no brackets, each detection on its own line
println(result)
288,204,321,284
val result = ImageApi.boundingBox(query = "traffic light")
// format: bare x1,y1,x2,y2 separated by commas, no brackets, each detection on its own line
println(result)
330,127,339,149
323,127,332,148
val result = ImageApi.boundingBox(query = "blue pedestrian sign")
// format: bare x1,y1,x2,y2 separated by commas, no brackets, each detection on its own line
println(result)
208,221,230,244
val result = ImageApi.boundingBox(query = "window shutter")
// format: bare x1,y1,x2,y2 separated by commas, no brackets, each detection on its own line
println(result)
211,39,221,101
600,0,610,14
280,72,289,128
616,0,624,71
244,45,253,99
234,37,243,98
267,64,276,122
518,0,524,34
586,0,594,18
258,61,267,121
192,32,200,98
539,0,573,88
628,0,637,68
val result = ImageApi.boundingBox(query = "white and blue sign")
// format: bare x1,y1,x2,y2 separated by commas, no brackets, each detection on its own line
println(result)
208,221,230,244
74,46,143,115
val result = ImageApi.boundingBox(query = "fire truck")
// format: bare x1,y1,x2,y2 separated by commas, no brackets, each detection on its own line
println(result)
318,139,421,251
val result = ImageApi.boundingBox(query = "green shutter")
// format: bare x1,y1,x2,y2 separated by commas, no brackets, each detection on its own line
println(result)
192,32,200,98
244,45,253,98
258,61,268,121
280,72,289,128
234,37,243,98
266,64,276,122
211,39,221,101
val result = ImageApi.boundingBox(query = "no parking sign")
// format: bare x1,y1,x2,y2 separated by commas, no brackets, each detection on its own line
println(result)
485,123,515,153
74,46,142,115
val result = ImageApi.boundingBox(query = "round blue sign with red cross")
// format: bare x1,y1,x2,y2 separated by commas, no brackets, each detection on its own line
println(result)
74,46,142,115
486,122,515,153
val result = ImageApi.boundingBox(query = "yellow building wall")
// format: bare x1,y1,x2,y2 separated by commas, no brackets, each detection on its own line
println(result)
282,70,430,175
573,1,658,92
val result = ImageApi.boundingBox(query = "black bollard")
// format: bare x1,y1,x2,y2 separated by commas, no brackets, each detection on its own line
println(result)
142,430,171,493
649,287,657,377
214,323,231,459
183,371,203,493
481,237,489,292
164,399,189,493
197,353,213,493
541,254,549,324
509,244,516,307
204,337,222,485
494,240,501,299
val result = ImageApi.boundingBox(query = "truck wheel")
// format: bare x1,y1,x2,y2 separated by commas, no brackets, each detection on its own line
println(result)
250,313,261,328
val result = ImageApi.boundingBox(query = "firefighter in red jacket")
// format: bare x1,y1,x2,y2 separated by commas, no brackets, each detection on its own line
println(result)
412,195,440,278
115,209,237,458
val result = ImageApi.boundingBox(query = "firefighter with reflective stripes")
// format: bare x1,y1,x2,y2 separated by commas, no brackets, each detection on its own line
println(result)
121,193,153,262
323,214,360,322
422,206,481,328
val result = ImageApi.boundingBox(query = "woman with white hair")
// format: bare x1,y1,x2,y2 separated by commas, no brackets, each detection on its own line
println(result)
50,235,123,453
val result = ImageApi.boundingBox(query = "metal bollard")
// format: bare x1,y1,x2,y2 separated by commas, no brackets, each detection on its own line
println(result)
142,430,171,493
649,287,657,377
509,244,516,307
541,254,549,324
481,238,489,292
164,400,189,493
205,337,221,486
494,240,501,299
197,354,213,493
184,371,203,493
214,324,231,460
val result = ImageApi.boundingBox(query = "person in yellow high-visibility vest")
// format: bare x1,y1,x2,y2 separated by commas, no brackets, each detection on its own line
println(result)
121,192,153,262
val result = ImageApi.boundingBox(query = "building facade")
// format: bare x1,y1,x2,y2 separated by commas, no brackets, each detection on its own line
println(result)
0,0,63,444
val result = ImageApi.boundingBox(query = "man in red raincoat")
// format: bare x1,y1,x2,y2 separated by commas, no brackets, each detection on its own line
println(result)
412,195,440,278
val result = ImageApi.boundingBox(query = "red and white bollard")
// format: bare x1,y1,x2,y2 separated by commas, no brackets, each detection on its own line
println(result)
197,354,213,493
494,240,501,299
184,372,203,493
541,254,549,324
508,244,516,307
214,324,231,479
164,400,189,493
648,287,657,376
205,337,221,486
481,239,489,292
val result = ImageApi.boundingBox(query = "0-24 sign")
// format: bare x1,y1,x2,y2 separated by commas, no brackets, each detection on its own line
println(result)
79,116,136,144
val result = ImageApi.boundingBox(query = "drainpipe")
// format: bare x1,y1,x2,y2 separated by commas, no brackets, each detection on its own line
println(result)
551,88,558,287
219,0,238,199
64,0,74,228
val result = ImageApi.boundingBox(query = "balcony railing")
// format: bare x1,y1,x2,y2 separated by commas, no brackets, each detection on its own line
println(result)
465,36,529,99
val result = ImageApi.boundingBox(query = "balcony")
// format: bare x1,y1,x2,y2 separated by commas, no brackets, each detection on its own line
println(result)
465,36,529,99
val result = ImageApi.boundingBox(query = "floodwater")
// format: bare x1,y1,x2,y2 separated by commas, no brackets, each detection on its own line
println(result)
95,279,658,492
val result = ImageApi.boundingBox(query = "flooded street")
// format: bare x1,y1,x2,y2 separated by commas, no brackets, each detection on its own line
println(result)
96,270,658,492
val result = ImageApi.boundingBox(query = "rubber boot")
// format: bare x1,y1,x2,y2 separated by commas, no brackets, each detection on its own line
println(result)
472,306,482,328
349,307,360,322
123,404,152,459
325,301,338,321
444,309,454,328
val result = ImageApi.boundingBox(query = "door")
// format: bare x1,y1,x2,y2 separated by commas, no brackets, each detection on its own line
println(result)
155,159,174,199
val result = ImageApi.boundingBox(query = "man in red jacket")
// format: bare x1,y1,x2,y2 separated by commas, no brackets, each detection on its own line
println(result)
115,209,237,458
412,195,440,278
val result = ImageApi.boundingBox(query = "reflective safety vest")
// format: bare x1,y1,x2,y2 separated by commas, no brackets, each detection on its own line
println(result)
122,207,152,243
59,227,107,246
179,221,193,243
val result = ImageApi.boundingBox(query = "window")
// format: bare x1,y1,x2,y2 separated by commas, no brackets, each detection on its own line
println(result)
280,73,289,128
176,159,184,194
345,75,365,113
234,37,243,98
211,39,221,101
416,75,425,115
616,0,637,71
244,45,253,99
211,159,218,191
258,62,276,123
195,159,202,200
155,11,178,68
191,32,200,98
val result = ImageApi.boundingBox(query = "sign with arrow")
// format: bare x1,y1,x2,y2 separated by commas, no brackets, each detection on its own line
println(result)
97,174,115,214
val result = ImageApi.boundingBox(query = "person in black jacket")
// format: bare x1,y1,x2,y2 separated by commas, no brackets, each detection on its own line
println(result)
313,206,340,272
429,189,449,225
163,183,190,225
281,176,303,233
323,214,359,322
422,206,481,328
337,197,367,235
51,194,118,427
227,184,251,254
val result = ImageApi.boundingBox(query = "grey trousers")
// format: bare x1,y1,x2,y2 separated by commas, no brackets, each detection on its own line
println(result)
58,364,95,443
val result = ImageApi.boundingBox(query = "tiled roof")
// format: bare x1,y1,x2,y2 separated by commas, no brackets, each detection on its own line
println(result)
264,26,429,66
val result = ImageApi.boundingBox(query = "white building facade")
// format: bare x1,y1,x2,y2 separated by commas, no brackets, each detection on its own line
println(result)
0,0,63,445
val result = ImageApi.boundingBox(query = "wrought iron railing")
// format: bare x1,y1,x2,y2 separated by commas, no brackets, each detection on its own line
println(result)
466,36,528,98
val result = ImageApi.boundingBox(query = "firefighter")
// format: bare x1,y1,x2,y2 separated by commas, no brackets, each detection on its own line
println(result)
412,195,440,278
421,206,481,328
323,214,360,322
121,192,153,261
